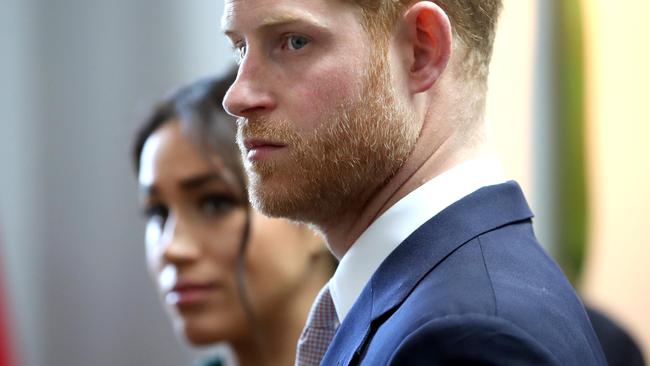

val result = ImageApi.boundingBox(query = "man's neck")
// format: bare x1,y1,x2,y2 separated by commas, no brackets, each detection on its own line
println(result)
321,126,488,259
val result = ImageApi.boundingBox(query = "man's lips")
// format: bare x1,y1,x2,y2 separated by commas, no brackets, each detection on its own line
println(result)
243,138,287,161
165,281,219,307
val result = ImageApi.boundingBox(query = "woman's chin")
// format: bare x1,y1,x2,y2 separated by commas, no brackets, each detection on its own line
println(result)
175,315,240,346
180,323,224,346
166,296,250,346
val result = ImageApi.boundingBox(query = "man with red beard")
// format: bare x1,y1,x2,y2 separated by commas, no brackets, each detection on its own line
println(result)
222,0,607,365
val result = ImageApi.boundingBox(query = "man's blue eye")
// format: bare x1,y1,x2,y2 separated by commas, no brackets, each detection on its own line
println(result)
287,36,309,50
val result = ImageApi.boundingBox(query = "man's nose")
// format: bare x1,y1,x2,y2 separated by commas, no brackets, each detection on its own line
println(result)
223,59,276,118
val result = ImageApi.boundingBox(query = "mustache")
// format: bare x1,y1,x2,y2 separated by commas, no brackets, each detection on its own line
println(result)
237,116,301,143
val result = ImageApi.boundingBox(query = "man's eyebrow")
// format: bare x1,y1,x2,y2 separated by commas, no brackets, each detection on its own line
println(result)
222,11,327,35
259,13,326,29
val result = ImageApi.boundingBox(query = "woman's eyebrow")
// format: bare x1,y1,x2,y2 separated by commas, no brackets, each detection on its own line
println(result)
178,173,227,191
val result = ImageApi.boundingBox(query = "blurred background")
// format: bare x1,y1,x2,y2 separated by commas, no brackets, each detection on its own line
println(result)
1,0,648,365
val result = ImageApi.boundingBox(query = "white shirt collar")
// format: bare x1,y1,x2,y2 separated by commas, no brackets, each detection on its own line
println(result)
328,157,507,322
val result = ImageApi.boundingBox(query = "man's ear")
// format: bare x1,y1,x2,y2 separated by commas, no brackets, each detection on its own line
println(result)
399,2,452,94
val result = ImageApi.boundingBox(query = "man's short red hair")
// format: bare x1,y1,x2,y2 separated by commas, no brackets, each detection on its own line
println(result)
348,0,503,82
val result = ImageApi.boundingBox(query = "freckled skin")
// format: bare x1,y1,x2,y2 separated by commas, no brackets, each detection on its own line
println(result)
223,0,371,133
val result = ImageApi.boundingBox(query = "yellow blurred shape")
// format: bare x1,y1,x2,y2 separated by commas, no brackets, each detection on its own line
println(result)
582,0,650,360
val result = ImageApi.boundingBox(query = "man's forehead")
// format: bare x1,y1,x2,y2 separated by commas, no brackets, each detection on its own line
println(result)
222,0,356,32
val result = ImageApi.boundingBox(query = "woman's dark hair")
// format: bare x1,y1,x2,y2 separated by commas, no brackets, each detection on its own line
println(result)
132,69,268,364
132,68,243,191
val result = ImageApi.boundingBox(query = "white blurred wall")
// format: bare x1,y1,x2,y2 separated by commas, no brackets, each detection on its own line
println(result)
1,1,43,365
487,0,556,251
1,1,233,365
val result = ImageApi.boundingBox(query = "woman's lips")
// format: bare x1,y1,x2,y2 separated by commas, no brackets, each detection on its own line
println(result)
166,282,219,307
243,138,287,162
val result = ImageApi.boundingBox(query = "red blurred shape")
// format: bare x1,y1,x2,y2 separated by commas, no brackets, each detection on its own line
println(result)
0,237,16,366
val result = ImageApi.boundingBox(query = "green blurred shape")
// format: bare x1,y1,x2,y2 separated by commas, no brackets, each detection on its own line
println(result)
554,0,588,284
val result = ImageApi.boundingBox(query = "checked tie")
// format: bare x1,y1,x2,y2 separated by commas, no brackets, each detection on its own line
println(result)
295,285,340,366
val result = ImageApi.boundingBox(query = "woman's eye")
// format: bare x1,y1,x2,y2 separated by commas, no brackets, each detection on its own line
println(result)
286,35,309,51
144,204,169,225
199,195,236,217
233,41,247,62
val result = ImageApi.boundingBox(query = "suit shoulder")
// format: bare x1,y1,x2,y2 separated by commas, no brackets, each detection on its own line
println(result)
387,314,561,365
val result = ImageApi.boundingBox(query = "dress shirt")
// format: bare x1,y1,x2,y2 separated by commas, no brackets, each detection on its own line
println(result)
329,156,507,323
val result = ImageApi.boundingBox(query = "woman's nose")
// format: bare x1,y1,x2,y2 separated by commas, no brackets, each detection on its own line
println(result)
160,216,200,265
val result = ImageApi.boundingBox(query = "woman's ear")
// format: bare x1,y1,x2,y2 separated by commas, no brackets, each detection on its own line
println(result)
398,2,453,94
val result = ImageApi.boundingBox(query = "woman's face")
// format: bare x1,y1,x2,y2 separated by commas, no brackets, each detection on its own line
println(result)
138,121,321,345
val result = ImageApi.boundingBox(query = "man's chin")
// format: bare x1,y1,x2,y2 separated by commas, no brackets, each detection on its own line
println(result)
248,174,291,214
247,179,320,223
249,192,298,221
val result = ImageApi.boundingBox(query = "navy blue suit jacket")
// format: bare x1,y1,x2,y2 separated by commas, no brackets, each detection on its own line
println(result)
321,182,606,365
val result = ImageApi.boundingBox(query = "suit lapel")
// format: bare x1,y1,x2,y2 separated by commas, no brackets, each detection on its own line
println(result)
320,290,373,365
321,182,533,365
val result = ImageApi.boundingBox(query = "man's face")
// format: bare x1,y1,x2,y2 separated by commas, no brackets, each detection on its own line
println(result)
222,0,418,224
